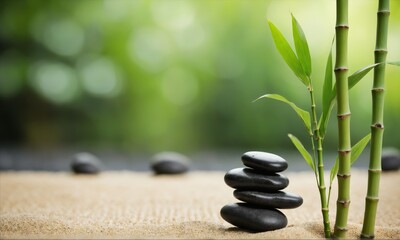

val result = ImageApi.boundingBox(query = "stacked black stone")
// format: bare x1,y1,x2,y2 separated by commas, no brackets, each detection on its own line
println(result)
220,151,303,232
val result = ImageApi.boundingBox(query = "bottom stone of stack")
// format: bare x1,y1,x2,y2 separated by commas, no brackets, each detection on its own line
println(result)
220,203,287,232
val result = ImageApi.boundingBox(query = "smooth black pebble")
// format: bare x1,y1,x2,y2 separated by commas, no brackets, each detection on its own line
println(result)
224,167,289,191
242,151,288,173
151,151,189,174
382,148,400,171
234,190,303,209
71,152,102,174
220,203,287,232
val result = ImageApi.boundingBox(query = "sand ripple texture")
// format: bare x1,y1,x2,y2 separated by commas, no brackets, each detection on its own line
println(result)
0,170,399,239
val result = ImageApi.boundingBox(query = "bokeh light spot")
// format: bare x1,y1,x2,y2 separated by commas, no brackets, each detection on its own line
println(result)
30,62,79,104
80,57,122,98
41,19,85,57
129,28,171,72
175,23,206,52
152,1,195,31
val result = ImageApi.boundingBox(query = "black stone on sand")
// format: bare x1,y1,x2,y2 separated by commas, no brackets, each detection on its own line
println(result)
242,151,288,173
220,151,303,232
233,190,303,209
224,167,289,191
220,203,288,232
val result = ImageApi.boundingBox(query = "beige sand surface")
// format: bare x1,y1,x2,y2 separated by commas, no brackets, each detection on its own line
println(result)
0,170,399,239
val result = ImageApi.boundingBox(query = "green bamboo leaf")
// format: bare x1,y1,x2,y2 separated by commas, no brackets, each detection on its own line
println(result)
328,63,380,124
319,103,335,141
388,61,400,66
330,157,339,184
292,14,312,77
350,133,371,165
320,42,334,139
348,63,380,89
329,133,371,184
268,21,309,86
256,94,311,134
288,134,315,171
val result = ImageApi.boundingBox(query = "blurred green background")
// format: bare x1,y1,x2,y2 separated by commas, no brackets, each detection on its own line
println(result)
0,0,399,156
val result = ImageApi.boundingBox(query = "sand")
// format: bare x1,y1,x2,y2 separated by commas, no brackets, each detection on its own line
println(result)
0,170,399,239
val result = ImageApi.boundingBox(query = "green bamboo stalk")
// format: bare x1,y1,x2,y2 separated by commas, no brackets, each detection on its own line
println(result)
334,0,351,238
309,85,331,238
361,0,389,238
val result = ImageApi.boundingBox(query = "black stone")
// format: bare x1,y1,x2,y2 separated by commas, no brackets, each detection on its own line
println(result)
382,148,400,171
71,152,102,174
151,151,189,174
224,168,289,191
233,190,303,209
242,151,288,173
220,203,287,232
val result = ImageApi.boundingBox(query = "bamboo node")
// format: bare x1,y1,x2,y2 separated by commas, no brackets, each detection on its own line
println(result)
337,112,351,120
377,10,390,15
337,200,351,207
334,67,349,72
335,25,349,29
374,49,388,53
360,233,375,239
372,123,384,129
372,87,384,92
366,196,379,202
334,226,348,232
337,173,351,179
368,169,382,173
337,149,351,155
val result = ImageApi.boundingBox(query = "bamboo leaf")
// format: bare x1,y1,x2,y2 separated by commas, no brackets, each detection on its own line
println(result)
256,94,312,134
351,133,371,165
292,14,312,77
268,21,309,86
388,61,400,66
320,42,334,139
348,63,380,90
328,63,380,120
319,103,335,140
330,157,339,184
329,133,371,184
322,49,333,110
288,134,315,171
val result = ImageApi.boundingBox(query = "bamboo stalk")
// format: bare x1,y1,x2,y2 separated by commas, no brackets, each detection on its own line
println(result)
334,0,351,238
309,86,331,238
361,0,389,238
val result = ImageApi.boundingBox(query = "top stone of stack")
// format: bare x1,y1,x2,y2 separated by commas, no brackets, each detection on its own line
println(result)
241,151,288,173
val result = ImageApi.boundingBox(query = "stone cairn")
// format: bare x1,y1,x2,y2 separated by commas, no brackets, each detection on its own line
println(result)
220,151,303,232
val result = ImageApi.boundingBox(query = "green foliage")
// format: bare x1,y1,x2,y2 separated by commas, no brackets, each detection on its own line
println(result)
329,158,339,188
266,16,332,237
1,1,399,152
322,63,381,139
330,63,380,101
320,43,334,139
329,133,371,184
288,134,315,171
268,21,309,86
349,63,380,89
255,94,311,134
292,15,312,77
388,61,400,66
